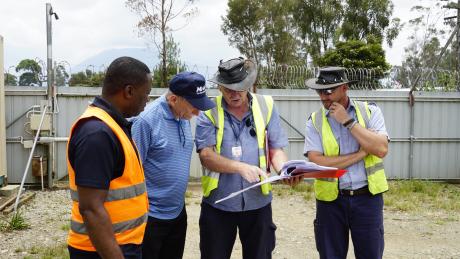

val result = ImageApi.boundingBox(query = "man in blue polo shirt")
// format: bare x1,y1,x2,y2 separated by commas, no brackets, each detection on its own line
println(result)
195,57,289,259
131,72,214,259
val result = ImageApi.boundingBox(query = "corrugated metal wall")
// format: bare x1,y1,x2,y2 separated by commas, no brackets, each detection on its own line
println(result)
4,86,460,184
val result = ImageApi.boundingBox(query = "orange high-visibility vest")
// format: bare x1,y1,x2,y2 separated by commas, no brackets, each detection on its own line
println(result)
67,106,148,251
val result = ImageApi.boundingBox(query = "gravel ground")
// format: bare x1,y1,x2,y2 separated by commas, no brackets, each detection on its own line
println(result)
0,186,459,259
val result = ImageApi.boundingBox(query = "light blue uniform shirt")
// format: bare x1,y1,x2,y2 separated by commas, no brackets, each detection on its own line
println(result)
195,96,288,212
304,98,388,190
132,94,193,220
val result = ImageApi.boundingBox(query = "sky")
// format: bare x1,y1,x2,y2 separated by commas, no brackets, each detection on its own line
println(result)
0,0,455,74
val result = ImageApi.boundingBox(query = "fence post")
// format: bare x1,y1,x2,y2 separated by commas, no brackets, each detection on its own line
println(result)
0,35,7,186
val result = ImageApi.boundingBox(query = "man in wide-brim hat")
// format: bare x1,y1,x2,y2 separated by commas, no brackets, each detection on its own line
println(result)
304,66,390,259
195,57,294,259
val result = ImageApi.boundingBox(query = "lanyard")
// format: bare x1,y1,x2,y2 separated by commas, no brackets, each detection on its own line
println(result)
225,111,245,143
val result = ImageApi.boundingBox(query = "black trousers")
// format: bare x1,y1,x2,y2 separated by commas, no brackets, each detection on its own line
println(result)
68,244,141,259
199,202,276,259
142,206,187,259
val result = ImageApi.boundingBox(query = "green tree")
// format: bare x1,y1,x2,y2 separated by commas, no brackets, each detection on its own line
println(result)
126,0,197,87
4,73,17,86
399,3,457,90
341,0,400,46
69,69,104,87
293,0,342,60
55,64,69,86
317,38,389,70
222,0,301,66
222,0,400,66
15,59,43,86
152,35,186,87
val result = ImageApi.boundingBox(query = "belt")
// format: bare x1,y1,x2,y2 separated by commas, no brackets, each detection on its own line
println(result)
339,186,370,196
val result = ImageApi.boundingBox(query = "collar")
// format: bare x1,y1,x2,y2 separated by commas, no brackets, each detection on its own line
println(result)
325,97,355,117
91,96,131,128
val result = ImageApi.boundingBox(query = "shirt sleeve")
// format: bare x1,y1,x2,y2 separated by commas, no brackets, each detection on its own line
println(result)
195,111,217,152
71,120,118,189
266,106,288,149
368,104,389,138
303,116,324,156
131,117,152,164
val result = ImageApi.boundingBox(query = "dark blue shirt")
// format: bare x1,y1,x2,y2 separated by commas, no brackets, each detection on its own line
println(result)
68,96,133,189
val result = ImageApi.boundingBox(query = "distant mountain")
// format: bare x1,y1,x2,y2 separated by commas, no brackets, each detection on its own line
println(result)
73,48,158,73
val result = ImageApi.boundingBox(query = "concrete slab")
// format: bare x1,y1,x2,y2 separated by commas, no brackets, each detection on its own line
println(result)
0,185,20,196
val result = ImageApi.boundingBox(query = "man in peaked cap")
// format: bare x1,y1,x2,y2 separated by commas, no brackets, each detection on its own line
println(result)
195,57,294,259
132,71,214,259
304,67,390,259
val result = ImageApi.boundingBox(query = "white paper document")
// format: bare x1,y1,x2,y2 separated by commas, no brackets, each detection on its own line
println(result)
215,160,338,204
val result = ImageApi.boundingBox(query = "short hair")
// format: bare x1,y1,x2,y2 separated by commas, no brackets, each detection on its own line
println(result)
102,56,151,96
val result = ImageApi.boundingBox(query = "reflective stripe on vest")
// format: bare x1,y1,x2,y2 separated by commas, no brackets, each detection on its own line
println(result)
67,106,148,251
202,93,274,197
70,182,146,202
311,100,388,201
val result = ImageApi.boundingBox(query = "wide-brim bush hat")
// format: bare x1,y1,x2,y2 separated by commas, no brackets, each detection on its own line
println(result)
209,57,257,91
306,66,357,90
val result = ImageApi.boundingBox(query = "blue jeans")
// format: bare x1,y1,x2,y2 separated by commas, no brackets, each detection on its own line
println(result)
314,193,384,259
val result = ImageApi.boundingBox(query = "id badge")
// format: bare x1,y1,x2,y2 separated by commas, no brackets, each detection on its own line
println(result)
232,145,242,161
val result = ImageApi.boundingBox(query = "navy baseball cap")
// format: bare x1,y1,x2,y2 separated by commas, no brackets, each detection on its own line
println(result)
169,72,215,111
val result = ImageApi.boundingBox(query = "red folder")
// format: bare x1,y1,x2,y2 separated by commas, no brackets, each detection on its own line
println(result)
290,169,347,178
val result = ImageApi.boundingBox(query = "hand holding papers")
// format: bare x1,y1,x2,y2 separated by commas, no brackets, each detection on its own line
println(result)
279,160,347,178
215,160,346,204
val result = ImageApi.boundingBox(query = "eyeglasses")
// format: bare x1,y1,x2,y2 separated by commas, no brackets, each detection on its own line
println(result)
245,117,256,137
315,86,341,95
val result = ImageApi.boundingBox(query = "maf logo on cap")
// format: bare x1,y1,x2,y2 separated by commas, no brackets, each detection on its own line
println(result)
196,85,206,95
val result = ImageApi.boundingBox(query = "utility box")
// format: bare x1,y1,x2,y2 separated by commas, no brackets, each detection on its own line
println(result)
30,114,52,131
32,156,48,177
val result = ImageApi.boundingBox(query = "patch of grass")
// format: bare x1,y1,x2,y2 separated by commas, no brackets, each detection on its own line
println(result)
273,182,315,200
384,180,460,214
0,211,30,232
14,247,23,253
21,243,69,259
29,246,40,254
60,223,70,231
40,243,69,259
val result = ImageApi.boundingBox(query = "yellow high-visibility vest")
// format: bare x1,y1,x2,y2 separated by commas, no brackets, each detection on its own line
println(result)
202,93,274,197
310,100,388,201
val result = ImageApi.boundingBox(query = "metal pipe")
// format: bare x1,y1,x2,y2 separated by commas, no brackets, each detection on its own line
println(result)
37,136,68,142
40,156,44,191
14,105,49,212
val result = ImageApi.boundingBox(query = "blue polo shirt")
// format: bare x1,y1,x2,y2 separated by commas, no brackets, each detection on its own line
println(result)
304,98,388,190
195,96,288,212
132,94,193,220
